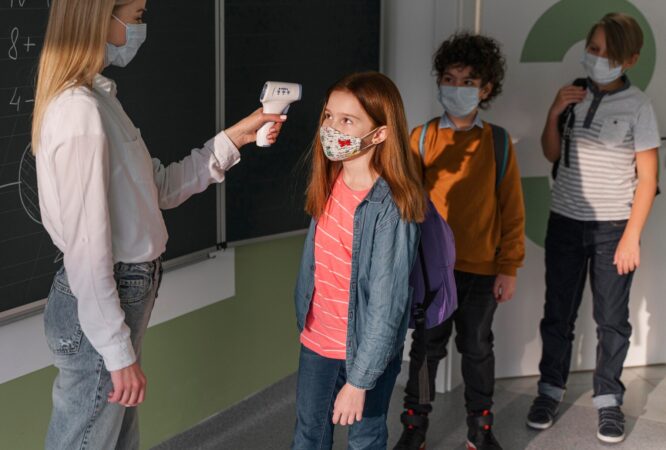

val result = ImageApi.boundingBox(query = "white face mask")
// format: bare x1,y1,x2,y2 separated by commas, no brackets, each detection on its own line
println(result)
438,85,480,118
581,51,623,85
319,126,379,161
105,15,147,68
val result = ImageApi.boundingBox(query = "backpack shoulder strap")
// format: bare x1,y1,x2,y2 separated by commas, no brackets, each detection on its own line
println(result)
488,123,509,189
417,238,436,311
418,118,439,159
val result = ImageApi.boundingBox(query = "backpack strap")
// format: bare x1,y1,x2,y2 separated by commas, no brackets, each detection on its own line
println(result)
414,236,437,404
554,77,588,179
418,118,439,159
489,123,509,189
422,118,509,189
417,239,437,313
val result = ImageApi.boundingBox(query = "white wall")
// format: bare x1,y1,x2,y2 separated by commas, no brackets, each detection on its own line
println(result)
383,0,666,390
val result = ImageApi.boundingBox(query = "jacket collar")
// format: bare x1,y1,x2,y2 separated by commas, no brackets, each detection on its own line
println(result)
365,176,391,204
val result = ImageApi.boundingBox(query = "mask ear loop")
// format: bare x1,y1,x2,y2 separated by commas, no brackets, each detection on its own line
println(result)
359,127,381,151
112,15,128,28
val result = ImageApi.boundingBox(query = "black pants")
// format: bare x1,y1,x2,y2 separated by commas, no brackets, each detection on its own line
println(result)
404,271,497,414
538,212,633,406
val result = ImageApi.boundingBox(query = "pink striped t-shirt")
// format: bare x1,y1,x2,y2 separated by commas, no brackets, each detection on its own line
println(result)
300,176,369,359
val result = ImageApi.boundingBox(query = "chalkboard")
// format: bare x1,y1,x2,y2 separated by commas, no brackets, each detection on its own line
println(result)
0,0,217,315
224,0,381,242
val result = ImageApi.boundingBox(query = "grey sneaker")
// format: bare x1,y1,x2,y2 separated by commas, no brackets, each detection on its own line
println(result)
526,395,560,430
597,406,625,444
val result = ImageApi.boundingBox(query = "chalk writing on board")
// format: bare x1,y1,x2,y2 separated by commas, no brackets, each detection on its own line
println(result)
2,0,219,315
1,0,62,314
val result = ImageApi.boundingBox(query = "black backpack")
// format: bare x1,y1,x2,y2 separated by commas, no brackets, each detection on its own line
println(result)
551,78,587,180
552,78,659,195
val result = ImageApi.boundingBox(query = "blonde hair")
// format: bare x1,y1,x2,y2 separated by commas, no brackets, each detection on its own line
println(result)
32,0,133,152
586,13,644,66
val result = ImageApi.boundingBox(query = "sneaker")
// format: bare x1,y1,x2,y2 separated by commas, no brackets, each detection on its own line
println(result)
597,406,625,444
466,410,502,450
393,409,428,450
526,394,560,430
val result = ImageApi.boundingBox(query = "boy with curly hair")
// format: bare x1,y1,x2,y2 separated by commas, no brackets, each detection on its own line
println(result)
394,33,525,450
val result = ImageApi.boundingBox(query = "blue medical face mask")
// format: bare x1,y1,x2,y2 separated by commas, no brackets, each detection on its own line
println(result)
105,15,147,68
438,85,480,118
581,51,623,85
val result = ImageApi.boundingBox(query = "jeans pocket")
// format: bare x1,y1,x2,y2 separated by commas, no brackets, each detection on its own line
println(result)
44,283,84,355
116,272,153,304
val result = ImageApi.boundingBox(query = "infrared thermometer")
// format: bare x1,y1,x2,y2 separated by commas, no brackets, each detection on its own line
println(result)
256,81,302,147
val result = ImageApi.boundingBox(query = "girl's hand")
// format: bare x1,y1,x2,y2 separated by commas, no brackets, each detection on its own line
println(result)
224,108,287,148
549,85,586,118
332,383,366,426
493,274,516,303
614,235,640,275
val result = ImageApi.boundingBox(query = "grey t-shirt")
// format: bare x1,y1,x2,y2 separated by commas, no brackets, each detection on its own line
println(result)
551,79,661,221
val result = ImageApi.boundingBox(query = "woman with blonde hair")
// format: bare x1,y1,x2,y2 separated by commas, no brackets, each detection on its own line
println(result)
35,1,284,448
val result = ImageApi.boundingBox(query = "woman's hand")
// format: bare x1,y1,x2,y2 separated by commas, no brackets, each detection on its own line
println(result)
332,383,366,426
224,108,287,148
108,362,147,408
614,234,640,275
548,84,586,118
493,274,516,303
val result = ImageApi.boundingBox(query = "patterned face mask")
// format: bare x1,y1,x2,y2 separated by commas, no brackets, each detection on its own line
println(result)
319,126,379,161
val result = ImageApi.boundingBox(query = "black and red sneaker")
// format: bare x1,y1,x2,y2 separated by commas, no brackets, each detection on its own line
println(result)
466,410,502,450
393,409,428,450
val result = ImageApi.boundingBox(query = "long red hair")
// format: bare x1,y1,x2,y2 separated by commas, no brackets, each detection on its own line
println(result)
305,72,426,223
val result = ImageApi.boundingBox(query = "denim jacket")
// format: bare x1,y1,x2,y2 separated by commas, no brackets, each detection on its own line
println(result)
294,177,420,390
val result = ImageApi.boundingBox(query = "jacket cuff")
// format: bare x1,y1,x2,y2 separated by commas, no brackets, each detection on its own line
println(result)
346,364,380,391
100,338,137,372
497,264,518,277
205,132,241,171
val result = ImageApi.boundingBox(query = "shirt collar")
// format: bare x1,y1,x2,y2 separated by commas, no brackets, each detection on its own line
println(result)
588,75,631,97
93,74,118,97
438,112,484,131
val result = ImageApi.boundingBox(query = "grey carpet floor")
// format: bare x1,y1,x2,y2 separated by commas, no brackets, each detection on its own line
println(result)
154,365,666,449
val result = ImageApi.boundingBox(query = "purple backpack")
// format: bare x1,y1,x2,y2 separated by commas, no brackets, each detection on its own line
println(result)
409,199,458,330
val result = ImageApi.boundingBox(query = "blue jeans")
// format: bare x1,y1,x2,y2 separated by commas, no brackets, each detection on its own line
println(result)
292,345,402,450
539,213,633,409
44,260,162,450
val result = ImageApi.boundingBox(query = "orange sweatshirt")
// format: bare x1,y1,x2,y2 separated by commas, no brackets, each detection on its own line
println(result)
411,119,525,276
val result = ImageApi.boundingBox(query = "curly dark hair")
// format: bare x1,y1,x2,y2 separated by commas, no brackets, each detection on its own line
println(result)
433,32,506,109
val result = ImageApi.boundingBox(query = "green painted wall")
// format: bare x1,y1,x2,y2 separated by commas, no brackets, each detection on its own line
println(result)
0,235,305,450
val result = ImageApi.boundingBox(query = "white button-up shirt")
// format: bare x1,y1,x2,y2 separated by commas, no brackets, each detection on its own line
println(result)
36,74,240,371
